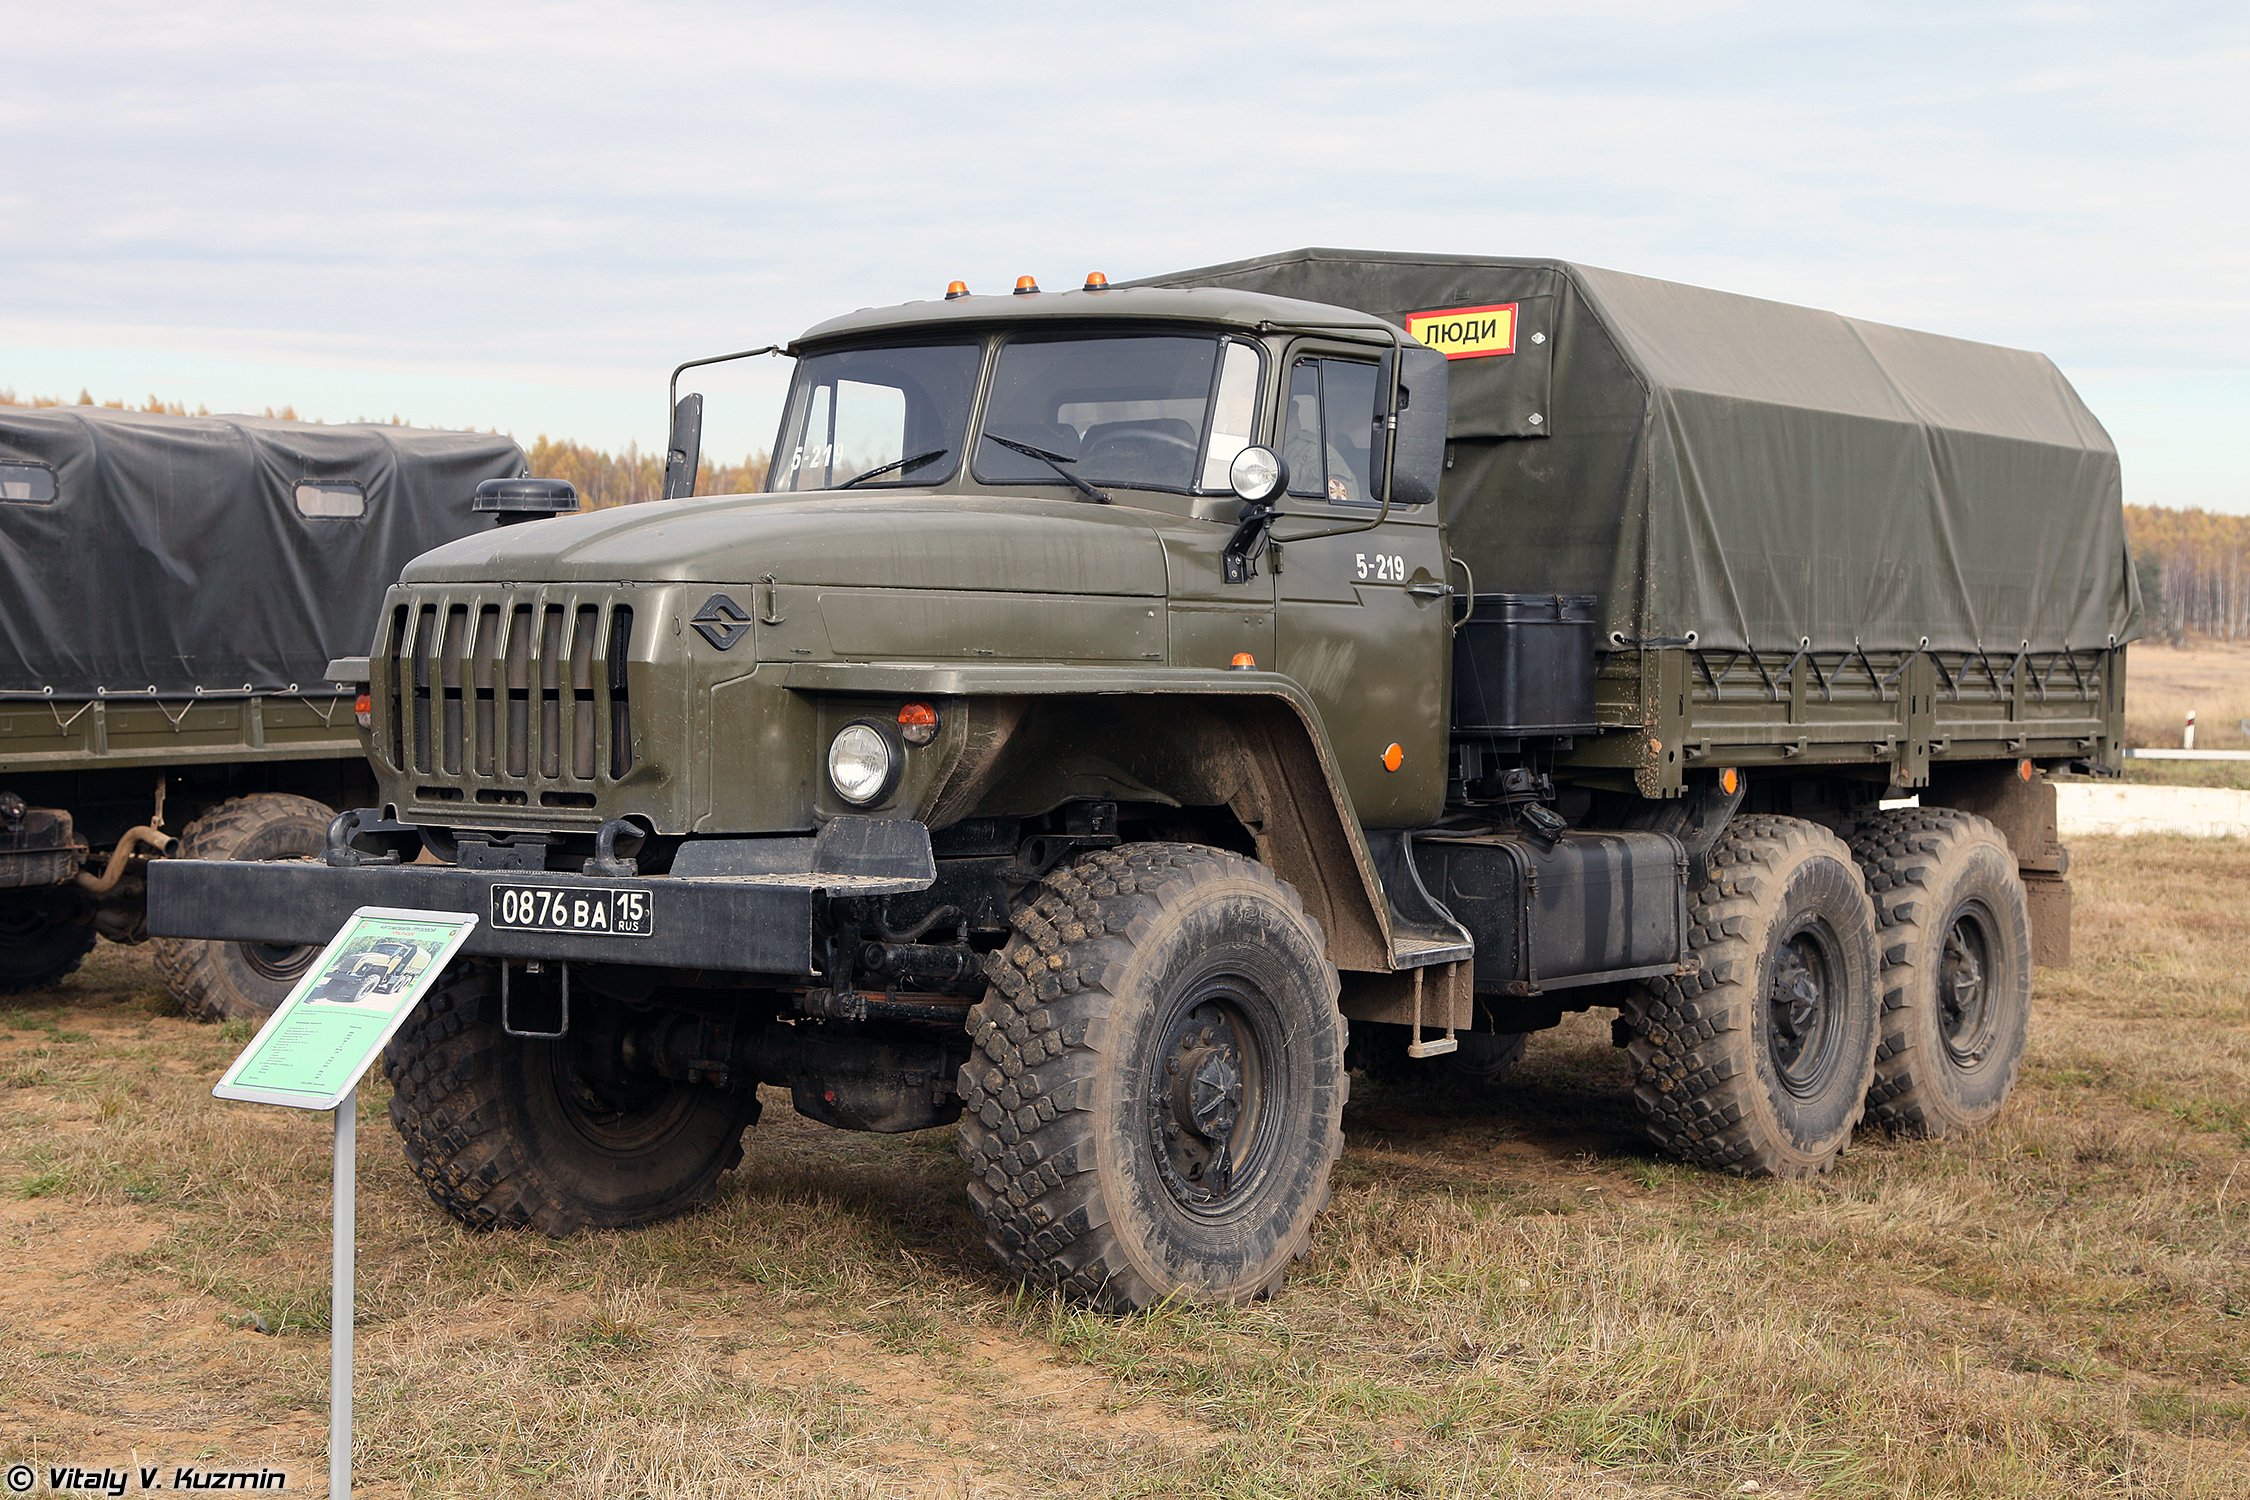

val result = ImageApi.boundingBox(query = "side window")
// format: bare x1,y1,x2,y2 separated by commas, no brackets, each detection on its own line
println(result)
0,460,58,506
1281,358,1378,504
294,479,366,518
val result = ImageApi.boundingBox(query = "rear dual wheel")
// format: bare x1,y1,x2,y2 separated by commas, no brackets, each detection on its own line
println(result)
1847,808,2032,1137
1627,815,1881,1176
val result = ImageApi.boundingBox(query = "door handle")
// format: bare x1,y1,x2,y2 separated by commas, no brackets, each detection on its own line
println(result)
1405,582,1452,601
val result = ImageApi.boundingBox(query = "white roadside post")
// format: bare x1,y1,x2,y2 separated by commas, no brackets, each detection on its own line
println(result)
212,907,480,1499
2185,707,2197,750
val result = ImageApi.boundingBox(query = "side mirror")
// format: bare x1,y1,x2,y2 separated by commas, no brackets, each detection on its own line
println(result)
662,392,704,500
1375,345,1449,507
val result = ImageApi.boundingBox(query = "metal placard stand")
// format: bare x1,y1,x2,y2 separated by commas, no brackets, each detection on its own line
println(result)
331,1092,356,1500
211,907,480,1498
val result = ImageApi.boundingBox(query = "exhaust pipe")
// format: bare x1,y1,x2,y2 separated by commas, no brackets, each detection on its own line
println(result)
75,825,175,895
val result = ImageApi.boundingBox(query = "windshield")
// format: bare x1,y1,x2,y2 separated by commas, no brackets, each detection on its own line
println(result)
767,342,980,492
975,334,1262,493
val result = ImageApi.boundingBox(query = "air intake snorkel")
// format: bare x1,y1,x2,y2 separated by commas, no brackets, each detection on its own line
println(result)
473,477,580,526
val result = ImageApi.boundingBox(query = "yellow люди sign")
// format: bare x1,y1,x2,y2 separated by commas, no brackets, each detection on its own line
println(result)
1405,303,1518,360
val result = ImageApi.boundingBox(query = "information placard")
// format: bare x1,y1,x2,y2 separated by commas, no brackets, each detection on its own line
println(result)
213,906,479,1110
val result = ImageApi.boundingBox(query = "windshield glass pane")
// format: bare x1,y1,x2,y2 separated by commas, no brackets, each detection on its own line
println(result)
977,334,1233,493
767,343,980,492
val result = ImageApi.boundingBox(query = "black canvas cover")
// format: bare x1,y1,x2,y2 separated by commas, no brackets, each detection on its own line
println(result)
1147,249,2141,655
0,407,524,698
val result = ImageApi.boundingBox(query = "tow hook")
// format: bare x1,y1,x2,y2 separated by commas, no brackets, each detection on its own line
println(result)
583,818,643,877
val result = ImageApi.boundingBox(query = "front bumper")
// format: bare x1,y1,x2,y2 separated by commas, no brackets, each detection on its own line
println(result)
146,818,937,975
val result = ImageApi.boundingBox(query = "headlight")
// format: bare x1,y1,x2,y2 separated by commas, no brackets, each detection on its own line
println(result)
827,721,898,805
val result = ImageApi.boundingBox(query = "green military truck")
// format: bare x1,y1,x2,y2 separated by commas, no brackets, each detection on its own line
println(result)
148,251,2136,1309
0,406,526,1016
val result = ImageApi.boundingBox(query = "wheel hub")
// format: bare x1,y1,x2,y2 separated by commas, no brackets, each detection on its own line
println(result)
243,940,317,983
1148,992,1272,1213
1773,956,1822,1043
1170,1041,1244,1143
1938,907,1996,1065
545,1009,695,1149
1767,925,1841,1097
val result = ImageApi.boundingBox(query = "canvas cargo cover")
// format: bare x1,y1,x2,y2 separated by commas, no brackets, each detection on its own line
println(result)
0,407,525,698
1146,249,2140,655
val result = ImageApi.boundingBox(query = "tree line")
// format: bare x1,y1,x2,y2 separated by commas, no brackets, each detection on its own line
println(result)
7,391,2245,638
2127,504,2250,642
0,387,305,420
0,388,771,505
524,436,771,507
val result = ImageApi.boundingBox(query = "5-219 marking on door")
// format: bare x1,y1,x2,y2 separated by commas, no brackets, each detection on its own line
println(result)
1354,553,1406,583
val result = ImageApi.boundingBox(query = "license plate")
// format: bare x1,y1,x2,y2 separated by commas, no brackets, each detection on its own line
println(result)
490,883,655,937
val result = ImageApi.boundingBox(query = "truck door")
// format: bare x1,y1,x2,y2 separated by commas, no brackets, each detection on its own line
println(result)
1271,349,1451,828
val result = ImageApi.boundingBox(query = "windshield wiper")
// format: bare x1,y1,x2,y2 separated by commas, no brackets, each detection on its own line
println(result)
981,433,1109,503
837,447,949,489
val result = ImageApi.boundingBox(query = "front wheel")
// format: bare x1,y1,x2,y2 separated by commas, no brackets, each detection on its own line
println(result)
958,844,1347,1311
384,969,760,1233
153,793,335,1021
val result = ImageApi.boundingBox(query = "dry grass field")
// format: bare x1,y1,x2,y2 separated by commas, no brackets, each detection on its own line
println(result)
3,835,2246,1498
2126,640,2250,751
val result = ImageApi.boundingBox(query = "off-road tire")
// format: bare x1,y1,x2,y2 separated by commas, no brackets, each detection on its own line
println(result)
1349,1024,1527,1088
1846,808,2033,1136
383,969,760,1234
0,889,97,995
957,844,1347,1311
1625,815,1881,1177
153,792,335,1022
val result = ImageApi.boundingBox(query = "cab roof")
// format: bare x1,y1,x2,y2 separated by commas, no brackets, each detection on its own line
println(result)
790,282,1400,350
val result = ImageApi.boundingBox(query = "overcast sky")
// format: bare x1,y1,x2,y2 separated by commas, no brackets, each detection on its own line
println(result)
5,1,2246,510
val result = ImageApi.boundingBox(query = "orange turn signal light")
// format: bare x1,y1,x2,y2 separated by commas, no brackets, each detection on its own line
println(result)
944,279,969,301
1228,651,1257,671
898,701,940,745
353,691,373,728
1719,767,1739,795
1381,742,1405,772
1014,275,1039,295
2018,757,2034,782
1084,270,1109,290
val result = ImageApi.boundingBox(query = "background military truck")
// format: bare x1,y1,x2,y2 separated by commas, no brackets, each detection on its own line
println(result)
1,406,526,1016
149,251,2136,1310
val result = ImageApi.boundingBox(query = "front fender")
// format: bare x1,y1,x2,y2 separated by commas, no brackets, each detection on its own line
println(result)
779,663,1402,972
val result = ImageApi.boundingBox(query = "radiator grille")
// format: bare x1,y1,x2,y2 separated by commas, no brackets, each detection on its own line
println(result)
379,590,635,805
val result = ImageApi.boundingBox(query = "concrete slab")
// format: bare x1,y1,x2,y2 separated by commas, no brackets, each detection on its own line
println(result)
2054,782,2250,838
